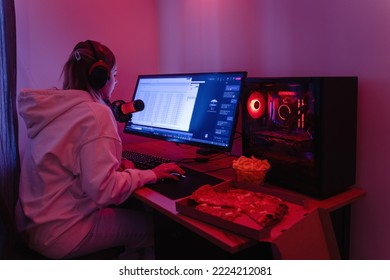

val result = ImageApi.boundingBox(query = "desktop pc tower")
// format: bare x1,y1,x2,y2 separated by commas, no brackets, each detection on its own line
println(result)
241,77,358,199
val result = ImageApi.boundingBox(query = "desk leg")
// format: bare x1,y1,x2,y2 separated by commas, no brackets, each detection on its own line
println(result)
272,209,341,260
330,205,351,259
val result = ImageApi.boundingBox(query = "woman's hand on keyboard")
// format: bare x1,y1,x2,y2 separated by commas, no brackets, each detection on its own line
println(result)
118,158,135,171
152,163,185,182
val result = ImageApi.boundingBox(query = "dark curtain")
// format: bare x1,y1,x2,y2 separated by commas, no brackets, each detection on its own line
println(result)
0,0,18,258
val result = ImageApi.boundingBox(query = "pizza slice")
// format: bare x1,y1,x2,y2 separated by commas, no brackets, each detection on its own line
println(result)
190,185,223,206
217,188,254,208
242,200,288,227
190,185,288,227
195,203,242,221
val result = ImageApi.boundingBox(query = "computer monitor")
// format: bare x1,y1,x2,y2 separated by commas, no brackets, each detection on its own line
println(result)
123,71,247,154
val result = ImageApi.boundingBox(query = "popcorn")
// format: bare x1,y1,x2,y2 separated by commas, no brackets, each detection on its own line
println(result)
232,156,271,188
232,155,271,171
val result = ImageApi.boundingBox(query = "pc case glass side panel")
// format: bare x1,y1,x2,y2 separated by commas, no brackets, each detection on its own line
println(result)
242,78,320,192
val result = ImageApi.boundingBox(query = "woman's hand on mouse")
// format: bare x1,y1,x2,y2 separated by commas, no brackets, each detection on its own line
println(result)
152,163,185,181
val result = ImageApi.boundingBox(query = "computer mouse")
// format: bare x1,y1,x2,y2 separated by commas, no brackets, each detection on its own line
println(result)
170,172,187,181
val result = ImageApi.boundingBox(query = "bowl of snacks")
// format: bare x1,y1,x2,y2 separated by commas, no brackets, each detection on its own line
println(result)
232,156,271,191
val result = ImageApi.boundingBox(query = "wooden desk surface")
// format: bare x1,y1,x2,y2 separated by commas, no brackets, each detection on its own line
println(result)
124,140,366,258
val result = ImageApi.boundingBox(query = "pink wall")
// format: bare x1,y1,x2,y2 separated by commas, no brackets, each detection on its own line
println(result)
156,0,266,75
15,0,159,148
15,0,390,259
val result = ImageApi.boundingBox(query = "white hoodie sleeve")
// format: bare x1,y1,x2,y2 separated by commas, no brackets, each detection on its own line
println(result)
74,101,157,208
78,136,157,207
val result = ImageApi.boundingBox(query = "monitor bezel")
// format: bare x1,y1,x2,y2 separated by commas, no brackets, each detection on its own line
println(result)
123,71,247,153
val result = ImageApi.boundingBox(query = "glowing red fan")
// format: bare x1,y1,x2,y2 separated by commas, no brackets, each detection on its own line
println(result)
247,91,266,119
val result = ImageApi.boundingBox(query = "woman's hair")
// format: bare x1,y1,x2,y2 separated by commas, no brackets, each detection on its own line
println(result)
61,40,116,100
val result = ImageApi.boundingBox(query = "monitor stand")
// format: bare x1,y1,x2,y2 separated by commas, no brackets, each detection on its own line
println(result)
196,148,220,156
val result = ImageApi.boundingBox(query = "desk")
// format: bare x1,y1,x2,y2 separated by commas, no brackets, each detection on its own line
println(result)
124,140,365,259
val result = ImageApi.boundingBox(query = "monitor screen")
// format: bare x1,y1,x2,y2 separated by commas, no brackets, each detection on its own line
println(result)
124,71,247,153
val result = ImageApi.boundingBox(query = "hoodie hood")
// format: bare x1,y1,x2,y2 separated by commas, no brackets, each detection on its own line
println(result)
18,89,97,138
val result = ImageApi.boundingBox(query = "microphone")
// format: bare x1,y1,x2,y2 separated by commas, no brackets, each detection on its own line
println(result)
108,99,145,123
120,99,145,115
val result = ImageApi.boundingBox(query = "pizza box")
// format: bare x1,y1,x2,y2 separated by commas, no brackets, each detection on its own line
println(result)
175,180,306,240
176,194,271,240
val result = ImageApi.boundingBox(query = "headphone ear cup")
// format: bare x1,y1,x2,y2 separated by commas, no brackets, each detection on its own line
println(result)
88,60,110,90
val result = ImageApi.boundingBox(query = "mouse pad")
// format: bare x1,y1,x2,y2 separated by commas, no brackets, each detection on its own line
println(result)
147,166,224,200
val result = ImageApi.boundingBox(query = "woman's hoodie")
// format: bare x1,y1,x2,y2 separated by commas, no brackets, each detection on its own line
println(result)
16,88,156,259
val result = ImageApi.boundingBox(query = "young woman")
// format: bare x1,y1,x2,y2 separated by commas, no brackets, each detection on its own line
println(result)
16,40,184,259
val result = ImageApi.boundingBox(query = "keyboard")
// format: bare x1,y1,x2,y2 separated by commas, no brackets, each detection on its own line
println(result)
122,150,171,169
122,150,224,200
